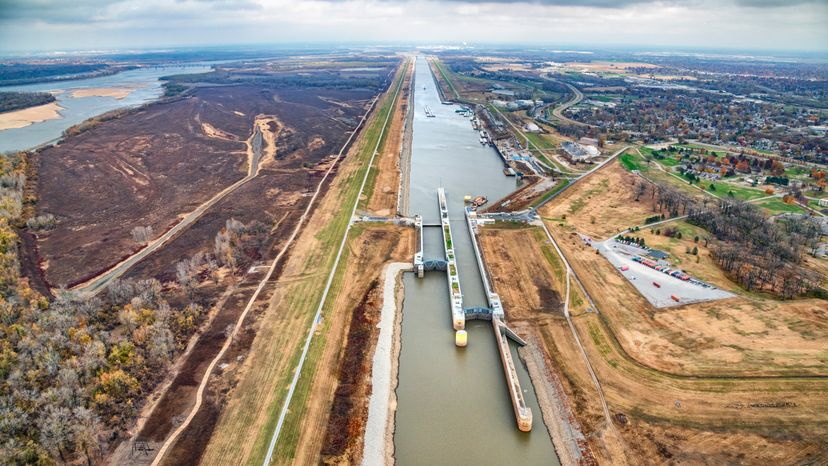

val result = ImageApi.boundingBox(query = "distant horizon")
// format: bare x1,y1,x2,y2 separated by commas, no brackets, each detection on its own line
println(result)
2,41,827,61
1,0,826,56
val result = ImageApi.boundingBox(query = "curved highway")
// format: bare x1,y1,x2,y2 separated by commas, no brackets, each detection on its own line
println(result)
550,82,588,127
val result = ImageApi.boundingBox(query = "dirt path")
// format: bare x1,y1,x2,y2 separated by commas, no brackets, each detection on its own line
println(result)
71,115,281,295
145,96,380,466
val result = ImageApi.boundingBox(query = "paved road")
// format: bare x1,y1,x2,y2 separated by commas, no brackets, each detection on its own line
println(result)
550,82,588,127
149,87,385,466
74,123,268,295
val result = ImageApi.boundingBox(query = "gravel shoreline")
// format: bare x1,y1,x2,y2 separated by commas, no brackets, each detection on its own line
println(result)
362,263,410,465
519,338,593,466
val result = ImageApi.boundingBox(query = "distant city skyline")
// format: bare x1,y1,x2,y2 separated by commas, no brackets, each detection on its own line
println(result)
1,0,827,54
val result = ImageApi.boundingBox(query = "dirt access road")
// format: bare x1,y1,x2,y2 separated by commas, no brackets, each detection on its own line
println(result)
72,115,280,295
146,91,376,465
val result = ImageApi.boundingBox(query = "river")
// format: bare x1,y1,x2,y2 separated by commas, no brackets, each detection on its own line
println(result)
393,57,560,465
0,64,213,153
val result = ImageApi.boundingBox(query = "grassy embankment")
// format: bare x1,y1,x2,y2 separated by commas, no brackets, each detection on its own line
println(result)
431,58,461,101
249,62,408,464
357,59,410,212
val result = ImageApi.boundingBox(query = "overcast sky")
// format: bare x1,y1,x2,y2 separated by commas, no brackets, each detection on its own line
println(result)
1,0,826,55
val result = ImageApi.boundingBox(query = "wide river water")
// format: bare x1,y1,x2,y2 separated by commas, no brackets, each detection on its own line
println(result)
0,64,213,153
393,57,560,465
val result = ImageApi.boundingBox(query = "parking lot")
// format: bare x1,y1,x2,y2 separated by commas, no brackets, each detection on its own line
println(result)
595,239,734,308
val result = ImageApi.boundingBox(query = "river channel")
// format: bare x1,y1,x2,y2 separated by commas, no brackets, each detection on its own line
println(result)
0,64,213,153
393,57,560,465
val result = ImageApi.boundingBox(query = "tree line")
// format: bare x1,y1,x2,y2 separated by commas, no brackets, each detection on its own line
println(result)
687,201,823,298
633,176,823,298
0,92,56,114
0,151,270,464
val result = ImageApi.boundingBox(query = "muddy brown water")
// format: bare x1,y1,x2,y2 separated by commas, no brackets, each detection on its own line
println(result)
393,57,560,465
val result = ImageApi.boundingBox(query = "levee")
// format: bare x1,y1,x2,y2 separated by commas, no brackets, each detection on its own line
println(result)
466,203,534,432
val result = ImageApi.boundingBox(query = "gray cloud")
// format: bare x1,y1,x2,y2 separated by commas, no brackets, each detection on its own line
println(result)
0,0,825,53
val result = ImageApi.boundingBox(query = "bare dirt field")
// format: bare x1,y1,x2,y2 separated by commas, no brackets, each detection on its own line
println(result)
32,84,375,287
479,226,564,319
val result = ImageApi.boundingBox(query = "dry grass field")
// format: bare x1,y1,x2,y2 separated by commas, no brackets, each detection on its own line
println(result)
494,160,828,463
541,160,657,239
290,224,413,465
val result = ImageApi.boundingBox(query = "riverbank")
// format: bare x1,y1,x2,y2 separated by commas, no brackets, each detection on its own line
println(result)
362,262,411,465
519,340,592,466
397,60,415,217
0,101,63,130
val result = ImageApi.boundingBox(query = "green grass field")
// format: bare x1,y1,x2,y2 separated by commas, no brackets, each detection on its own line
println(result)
620,150,648,172
531,179,571,208
756,198,807,215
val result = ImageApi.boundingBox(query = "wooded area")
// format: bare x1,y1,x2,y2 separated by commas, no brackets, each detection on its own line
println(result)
0,91,56,114
0,150,272,464
688,201,823,298
634,177,823,298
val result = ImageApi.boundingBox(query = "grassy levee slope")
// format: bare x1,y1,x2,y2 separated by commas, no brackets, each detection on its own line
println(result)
265,62,410,464
198,61,406,466
430,57,461,101
358,59,410,213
